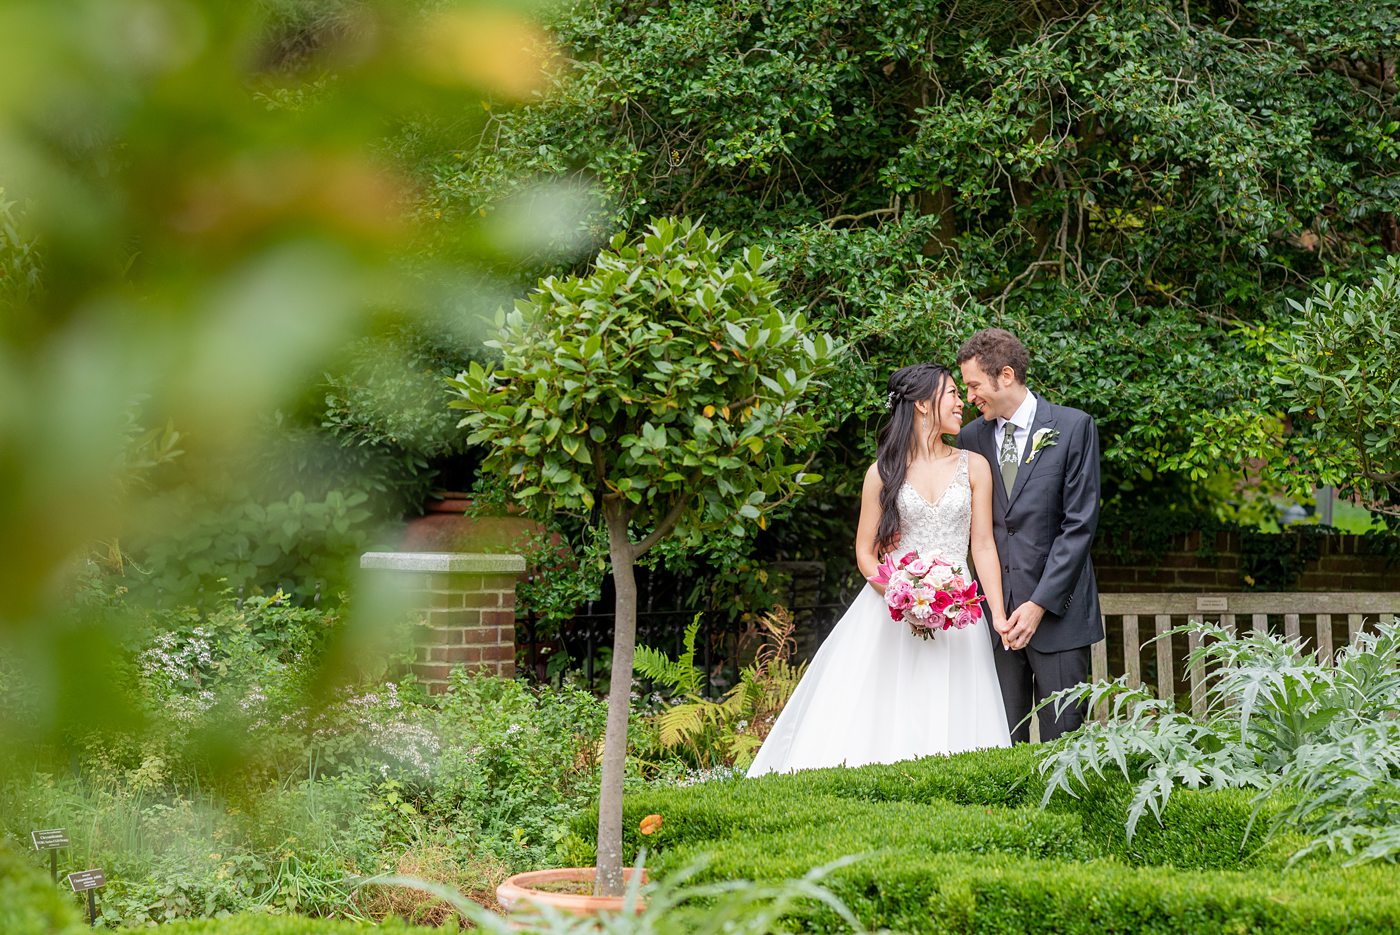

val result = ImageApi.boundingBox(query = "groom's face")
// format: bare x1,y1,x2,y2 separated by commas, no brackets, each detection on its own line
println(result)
959,359,1014,421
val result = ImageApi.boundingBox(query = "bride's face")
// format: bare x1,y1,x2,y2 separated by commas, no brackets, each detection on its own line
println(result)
932,375,963,436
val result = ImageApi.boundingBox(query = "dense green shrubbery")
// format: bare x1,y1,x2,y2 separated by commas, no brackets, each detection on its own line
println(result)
1,651,623,928
569,744,1399,933
442,0,1400,590
130,917,441,935
0,841,84,935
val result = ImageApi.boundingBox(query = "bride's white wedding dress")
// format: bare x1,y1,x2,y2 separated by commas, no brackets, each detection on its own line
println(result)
747,451,1011,776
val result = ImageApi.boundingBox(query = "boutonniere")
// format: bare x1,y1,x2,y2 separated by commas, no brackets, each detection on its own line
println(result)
1026,428,1060,463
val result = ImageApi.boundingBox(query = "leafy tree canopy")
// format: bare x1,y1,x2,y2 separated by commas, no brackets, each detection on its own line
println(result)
439,0,1400,557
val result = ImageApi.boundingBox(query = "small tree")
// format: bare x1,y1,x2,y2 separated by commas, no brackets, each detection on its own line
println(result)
1271,256,1400,517
451,217,837,894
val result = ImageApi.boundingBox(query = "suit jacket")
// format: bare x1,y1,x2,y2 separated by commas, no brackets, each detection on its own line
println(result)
958,394,1103,652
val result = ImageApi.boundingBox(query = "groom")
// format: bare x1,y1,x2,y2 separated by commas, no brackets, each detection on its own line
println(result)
955,328,1102,743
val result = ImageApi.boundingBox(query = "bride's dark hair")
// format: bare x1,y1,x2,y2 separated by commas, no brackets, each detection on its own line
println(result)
875,362,953,555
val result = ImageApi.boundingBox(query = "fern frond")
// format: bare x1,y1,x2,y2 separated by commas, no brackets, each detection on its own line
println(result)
657,701,713,749
633,613,705,696
674,614,704,697
634,644,685,690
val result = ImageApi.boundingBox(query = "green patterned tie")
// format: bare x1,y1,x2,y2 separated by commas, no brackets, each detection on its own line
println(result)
999,422,1019,493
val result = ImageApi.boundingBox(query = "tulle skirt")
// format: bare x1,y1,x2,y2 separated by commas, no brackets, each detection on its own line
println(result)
747,584,1011,777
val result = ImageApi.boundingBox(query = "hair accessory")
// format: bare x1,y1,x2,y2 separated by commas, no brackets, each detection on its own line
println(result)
886,391,898,410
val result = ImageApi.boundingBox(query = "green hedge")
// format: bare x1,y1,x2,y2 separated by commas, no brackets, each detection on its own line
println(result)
569,747,1399,933
0,842,84,935
130,916,442,935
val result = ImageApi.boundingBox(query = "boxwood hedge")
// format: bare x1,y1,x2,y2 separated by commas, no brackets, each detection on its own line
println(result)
567,746,1400,933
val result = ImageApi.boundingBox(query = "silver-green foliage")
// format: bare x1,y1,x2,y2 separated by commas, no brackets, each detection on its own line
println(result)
1038,620,1400,862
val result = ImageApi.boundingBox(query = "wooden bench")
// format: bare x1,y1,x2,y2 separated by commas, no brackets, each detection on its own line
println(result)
1089,592,1400,718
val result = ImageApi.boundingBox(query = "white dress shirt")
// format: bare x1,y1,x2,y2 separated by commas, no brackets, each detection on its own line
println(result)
995,391,1038,464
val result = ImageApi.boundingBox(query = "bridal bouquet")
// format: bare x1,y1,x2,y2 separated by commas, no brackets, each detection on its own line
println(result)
867,551,985,640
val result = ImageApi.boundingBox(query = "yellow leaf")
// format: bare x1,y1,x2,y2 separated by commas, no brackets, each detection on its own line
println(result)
703,405,715,417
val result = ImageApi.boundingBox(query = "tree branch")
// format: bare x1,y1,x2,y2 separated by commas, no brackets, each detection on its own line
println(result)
823,205,898,227
631,474,700,557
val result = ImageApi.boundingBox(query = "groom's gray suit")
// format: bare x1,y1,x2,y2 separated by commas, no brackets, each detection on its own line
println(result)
958,394,1102,743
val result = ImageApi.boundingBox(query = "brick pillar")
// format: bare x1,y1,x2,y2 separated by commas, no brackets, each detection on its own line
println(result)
359,552,525,692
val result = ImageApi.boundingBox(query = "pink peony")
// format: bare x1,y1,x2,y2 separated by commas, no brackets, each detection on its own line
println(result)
908,587,937,620
887,580,914,609
904,557,931,578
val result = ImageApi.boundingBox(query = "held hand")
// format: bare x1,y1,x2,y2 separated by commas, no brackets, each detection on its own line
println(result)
1004,601,1045,651
991,615,1012,651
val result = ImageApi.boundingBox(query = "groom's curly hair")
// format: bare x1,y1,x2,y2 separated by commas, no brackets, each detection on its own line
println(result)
955,328,1028,385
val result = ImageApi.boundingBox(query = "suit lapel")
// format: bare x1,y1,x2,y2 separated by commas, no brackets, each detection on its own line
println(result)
1006,395,1057,511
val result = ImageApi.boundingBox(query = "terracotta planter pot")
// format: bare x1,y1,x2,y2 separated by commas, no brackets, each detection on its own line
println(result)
495,867,648,915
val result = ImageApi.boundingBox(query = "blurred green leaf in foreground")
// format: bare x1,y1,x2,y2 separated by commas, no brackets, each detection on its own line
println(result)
0,0,588,759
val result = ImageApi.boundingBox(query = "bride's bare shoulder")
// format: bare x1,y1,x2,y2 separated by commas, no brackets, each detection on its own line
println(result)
863,461,882,489
964,450,992,479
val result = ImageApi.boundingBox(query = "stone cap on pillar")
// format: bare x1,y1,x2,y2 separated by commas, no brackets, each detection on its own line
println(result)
360,552,526,574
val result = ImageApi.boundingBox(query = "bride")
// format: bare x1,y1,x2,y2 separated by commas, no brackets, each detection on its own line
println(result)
747,362,1012,776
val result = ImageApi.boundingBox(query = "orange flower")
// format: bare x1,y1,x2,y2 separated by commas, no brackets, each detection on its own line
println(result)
639,814,663,836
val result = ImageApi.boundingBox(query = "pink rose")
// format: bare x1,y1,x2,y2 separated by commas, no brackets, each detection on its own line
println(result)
904,557,931,578
898,550,920,568
953,607,978,629
930,590,955,617
887,581,913,605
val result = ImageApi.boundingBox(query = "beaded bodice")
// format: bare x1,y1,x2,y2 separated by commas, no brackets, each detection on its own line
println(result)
894,450,972,566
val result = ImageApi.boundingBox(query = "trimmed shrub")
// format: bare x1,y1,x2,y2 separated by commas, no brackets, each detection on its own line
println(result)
572,748,1400,933
1053,781,1310,870
0,842,84,935
131,916,441,934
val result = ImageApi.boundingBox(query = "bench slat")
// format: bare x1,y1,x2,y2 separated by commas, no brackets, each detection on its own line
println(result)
1091,637,1108,720
1155,614,1173,701
1100,592,1400,615
1187,627,1206,718
1316,613,1333,664
1123,614,1141,687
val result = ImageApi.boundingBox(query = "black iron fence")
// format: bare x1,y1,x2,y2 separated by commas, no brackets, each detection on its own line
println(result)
517,560,856,693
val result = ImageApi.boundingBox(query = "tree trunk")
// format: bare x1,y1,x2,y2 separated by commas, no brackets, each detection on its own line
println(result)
593,503,638,896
